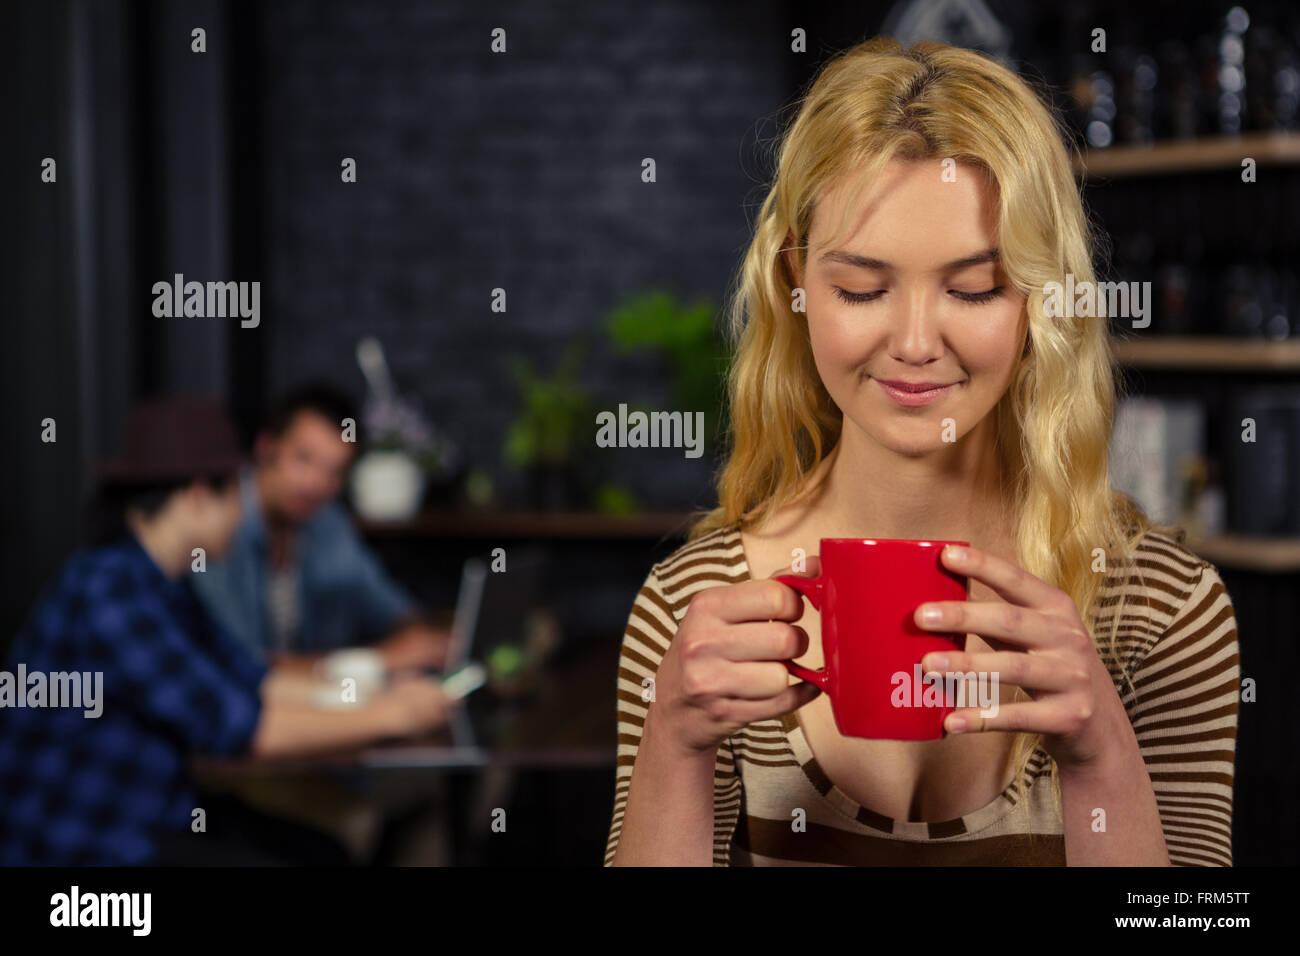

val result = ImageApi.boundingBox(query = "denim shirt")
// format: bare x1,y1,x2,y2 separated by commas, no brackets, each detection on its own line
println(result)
192,467,415,658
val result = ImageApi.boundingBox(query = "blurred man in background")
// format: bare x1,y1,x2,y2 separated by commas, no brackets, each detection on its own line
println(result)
0,397,450,865
193,383,449,675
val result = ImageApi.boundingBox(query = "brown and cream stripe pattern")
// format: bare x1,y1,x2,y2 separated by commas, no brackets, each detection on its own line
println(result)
604,525,1239,866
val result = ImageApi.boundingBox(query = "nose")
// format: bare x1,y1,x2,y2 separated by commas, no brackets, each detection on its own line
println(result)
887,288,945,366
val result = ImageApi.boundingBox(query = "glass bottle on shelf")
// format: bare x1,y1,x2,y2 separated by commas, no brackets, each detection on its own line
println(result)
1282,269,1299,340
1244,22,1279,130
1122,53,1159,144
1157,38,1200,140
1221,260,1265,339
1158,255,1195,336
1066,52,1096,145
1152,179,1191,336
1197,32,1222,137
1178,185,1209,336
1263,266,1290,340
1084,70,1117,149
1217,9,1250,135
1271,38,1300,130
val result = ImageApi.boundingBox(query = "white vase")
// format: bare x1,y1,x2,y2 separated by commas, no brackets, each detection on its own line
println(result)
351,450,426,521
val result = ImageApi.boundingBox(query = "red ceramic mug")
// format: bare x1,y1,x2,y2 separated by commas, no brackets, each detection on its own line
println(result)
775,538,970,740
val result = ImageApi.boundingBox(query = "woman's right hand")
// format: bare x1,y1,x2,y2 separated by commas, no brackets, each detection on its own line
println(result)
647,557,823,756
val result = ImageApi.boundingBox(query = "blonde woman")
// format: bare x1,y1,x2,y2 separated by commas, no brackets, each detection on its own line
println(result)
605,38,1240,867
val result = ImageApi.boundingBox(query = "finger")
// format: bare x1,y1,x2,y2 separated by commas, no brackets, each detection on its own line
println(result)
914,599,1058,650
940,544,1064,611
922,649,1079,694
722,680,821,725
943,700,1081,736
701,660,799,700
695,577,807,625
709,621,810,663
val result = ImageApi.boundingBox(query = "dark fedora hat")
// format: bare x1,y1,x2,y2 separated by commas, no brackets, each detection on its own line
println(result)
96,395,245,486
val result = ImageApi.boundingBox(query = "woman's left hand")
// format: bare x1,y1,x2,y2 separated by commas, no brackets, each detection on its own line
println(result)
913,543,1124,771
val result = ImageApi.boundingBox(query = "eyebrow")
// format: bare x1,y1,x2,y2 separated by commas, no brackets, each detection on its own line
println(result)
818,247,1000,273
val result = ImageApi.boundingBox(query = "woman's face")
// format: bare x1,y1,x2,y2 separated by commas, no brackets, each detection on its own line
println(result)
792,157,1028,457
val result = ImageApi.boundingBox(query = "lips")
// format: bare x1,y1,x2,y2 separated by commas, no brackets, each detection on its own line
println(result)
878,380,956,392
874,378,960,408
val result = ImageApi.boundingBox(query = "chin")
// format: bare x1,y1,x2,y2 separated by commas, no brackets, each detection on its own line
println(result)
883,436,947,457
286,502,318,522
856,420,958,457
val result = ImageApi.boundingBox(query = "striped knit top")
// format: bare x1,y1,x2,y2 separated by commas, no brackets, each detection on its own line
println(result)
604,523,1240,866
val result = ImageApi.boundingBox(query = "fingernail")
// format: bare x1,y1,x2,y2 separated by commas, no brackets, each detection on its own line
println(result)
919,606,943,625
947,716,966,733
923,653,948,671
945,545,966,563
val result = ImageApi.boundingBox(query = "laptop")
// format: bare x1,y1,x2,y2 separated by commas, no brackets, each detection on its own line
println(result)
441,547,546,748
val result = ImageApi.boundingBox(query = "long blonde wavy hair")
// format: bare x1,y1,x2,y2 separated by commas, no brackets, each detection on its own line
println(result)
691,37,1162,821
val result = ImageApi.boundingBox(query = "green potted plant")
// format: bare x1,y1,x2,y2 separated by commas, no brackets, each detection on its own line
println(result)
502,341,594,509
605,290,728,450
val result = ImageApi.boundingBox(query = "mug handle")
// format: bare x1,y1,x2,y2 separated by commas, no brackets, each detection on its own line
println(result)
774,573,830,691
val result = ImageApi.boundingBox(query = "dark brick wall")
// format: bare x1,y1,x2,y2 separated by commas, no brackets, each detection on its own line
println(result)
258,0,793,508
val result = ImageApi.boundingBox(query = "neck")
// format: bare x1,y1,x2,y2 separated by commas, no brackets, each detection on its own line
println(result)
253,465,276,524
253,464,295,564
127,517,189,579
814,417,1012,545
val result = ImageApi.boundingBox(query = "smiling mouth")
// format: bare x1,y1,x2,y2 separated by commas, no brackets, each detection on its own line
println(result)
878,380,959,392
874,378,962,407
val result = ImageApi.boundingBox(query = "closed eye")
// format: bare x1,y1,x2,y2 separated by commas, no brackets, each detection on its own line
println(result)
832,286,885,304
950,286,1004,304
833,286,1005,305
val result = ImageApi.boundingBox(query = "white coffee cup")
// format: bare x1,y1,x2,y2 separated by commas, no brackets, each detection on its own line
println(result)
316,648,386,707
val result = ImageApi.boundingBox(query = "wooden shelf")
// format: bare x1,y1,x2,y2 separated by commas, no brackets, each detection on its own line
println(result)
1189,535,1300,573
1112,336,1300,371
355,509,697,539
1076,132,1300,178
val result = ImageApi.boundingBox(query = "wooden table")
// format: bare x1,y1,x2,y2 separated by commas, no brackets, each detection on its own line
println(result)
192,643,618,863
